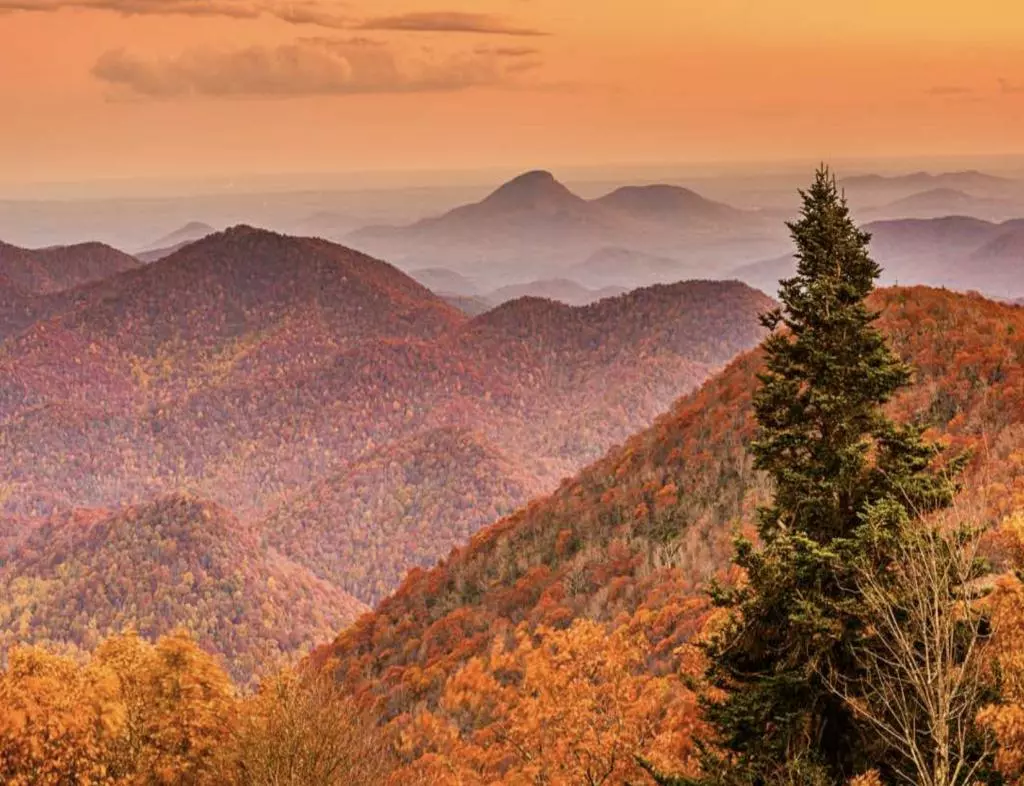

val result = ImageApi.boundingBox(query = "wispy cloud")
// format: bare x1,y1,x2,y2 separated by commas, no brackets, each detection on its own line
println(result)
474,46,541,58
0,1,548,36
925,85,972,96
999,77,1024,94
358,11,546,37
0,0,349,27
92,37,541,99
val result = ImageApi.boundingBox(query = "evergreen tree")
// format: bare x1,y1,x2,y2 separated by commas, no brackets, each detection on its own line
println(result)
693,168,961,785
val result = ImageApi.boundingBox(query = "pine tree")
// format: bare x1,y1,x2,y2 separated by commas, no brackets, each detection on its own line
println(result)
693,168,960,785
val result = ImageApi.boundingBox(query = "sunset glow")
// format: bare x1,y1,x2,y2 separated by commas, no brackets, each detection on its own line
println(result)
1,0,1022,185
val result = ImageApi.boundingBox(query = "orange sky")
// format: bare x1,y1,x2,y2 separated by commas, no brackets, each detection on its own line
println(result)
1,0,1023,186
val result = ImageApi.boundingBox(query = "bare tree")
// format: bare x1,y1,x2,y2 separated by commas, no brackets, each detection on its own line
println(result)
232,663,394,786
824,506,992,786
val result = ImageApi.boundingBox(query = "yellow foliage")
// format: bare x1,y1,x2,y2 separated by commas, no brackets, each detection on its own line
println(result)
0,645,124,785
0,630,237,786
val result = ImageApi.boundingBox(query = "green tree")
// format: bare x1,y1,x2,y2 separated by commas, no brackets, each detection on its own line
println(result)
693,168,961,785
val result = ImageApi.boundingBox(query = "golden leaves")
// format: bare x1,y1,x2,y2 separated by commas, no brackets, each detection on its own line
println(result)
394,618,700,785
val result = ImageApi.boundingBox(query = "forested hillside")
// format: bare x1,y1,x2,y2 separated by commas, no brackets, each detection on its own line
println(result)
320,285,1024,779
4,282,1018,784
3,175,1024,785
0,227,772,669
0,494,366,682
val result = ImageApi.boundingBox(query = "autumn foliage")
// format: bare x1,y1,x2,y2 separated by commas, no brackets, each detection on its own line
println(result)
316,286,1024,779
0,629,391,786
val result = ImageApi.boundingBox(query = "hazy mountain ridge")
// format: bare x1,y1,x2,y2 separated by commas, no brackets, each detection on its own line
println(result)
347,171,788,288
733,214,1024,298
140,220,215,252
483,279,627,307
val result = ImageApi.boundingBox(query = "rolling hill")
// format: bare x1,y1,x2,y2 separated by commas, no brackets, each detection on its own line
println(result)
0,493,366,682
320,287,1024,751
0,239,143,340
0,228,774,625
863,187,1023,221
441,293,493,316
409,267,481,296
0,239,139,295
593,183,747,225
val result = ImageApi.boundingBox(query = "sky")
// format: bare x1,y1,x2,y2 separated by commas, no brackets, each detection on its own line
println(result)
1,0,1023,188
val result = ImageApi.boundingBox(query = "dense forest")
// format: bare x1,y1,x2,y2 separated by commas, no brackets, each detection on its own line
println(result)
3,171,1024,784
0,232,774,676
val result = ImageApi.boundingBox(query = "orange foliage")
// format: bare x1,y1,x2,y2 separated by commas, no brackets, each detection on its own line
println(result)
0,645,123,785
321,287,1024,776
977,514,1024,784
392,618,702,784
0,494,366,683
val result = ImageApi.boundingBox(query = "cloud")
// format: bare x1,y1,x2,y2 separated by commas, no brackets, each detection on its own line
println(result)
474,46,541,57
359,11,546,36
91,37,539,98
0,0,349,27
0,2,548,36
999,77,1024,94
925,85,972,96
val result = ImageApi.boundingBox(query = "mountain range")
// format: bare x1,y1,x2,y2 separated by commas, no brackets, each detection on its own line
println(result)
734,215,1024,298
0,226,773,673
4,172,1023,688
347,170,789,289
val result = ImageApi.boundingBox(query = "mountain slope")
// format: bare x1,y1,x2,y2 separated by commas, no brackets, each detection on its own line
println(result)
322,287,1024,723
262,427,543,606
0,493,367,682
594,184,748,226
0,240,139,295
0,229,774,608
140,221,215,251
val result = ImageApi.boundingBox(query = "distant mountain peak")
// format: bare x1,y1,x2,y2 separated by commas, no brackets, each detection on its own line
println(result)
480,170,581,210
141,221,216,254
179,220,213,233
504,169,559,187
594,183,744,223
